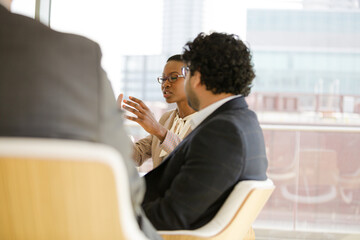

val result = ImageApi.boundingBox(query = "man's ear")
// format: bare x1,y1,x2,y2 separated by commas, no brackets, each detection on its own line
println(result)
192,71,202,88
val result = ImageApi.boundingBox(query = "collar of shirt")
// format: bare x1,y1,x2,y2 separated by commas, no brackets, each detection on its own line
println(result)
190,95,241,129
171,110,198,137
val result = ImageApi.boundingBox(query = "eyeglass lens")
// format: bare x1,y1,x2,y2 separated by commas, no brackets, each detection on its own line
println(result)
159,73,180,83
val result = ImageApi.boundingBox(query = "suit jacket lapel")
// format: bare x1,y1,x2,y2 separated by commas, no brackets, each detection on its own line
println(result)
147,97,248,171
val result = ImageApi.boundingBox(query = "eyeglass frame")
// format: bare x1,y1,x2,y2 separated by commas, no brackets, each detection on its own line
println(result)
157,72,185,84
181,66,190,77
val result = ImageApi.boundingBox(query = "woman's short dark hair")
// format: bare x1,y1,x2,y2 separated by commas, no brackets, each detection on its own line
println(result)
182,32,255,96
167,54,182,62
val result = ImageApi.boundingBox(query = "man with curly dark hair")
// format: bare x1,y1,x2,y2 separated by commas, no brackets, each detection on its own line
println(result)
142,32,268,231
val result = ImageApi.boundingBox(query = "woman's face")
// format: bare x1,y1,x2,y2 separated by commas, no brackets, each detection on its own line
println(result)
161,60,187,104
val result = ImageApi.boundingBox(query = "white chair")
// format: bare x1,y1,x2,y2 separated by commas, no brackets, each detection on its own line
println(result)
280,149,338,204
158,179,275,240
0,137,149,240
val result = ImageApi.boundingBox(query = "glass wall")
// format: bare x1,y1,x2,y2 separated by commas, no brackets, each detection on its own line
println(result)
50,0,163,97
46,0,360,238
11,0,36,18
256,125,360,234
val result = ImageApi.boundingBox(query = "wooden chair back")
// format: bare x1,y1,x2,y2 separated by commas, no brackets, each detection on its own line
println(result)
0,137,149,240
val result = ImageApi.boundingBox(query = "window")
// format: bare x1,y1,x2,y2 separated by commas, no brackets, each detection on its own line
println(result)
48,0,360,238
11,0,36,18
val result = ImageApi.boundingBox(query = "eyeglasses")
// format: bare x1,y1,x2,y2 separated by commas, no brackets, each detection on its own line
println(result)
157,73,184,84
181,66,190,77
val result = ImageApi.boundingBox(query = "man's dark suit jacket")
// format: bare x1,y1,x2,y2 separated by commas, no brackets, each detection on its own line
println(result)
142,96,268,230
0,5,161,240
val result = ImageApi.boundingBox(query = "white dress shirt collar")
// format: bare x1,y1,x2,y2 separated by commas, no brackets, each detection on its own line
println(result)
190,95,241,129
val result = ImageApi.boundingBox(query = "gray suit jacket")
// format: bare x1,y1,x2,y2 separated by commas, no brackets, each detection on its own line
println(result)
0,5,161,240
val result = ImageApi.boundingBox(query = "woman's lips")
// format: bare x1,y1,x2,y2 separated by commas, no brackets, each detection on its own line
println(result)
163,91,172,98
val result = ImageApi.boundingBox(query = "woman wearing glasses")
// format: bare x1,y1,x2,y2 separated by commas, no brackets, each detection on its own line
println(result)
118,54,196,169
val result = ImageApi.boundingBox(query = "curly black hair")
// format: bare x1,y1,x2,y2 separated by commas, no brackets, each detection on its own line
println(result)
182,32,255,96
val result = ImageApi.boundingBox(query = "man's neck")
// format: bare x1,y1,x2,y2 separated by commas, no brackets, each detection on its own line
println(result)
199,92,234,110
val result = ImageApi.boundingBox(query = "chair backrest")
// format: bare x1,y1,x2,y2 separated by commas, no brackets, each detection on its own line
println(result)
299,149,338,185
158,179,275,240
0,137,149,240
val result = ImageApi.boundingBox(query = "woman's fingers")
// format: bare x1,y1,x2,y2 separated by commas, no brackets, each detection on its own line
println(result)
122,96,157,134
122,105,142,118
129,96,149,110
123,99,144,112
124,115,138,122
117,93,124,108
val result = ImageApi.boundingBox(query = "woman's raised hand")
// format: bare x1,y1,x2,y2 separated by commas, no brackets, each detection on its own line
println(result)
117,93,124,109
119,95,167,142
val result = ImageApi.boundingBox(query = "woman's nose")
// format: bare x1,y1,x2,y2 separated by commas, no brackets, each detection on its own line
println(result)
162,79,171,88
